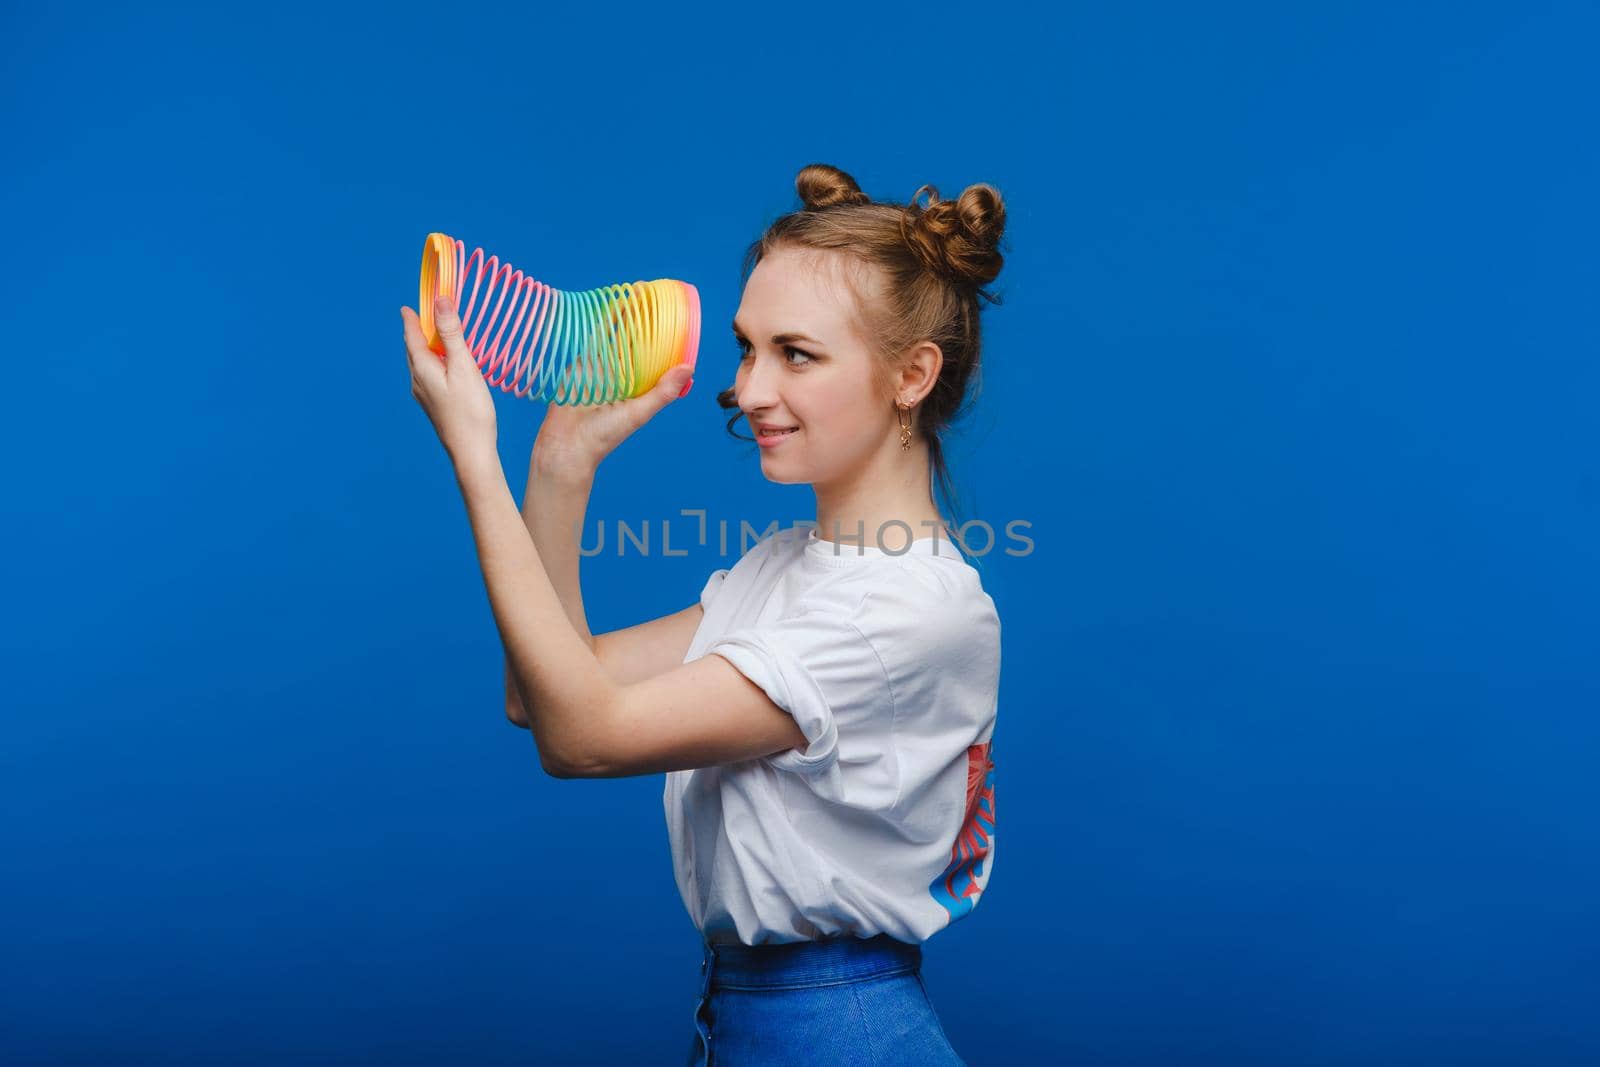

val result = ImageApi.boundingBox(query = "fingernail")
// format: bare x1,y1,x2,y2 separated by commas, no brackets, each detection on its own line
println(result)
678,376,694,399
434,295,449,315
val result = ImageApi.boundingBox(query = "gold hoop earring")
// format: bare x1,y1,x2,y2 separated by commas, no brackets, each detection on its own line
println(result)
897,400,913,451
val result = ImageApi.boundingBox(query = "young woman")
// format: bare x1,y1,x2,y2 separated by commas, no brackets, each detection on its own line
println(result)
402,162,1005,1065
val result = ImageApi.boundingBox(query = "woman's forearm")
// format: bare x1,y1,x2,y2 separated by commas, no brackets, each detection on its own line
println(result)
504,461,597,726
455,453,615,773
522,461,597,649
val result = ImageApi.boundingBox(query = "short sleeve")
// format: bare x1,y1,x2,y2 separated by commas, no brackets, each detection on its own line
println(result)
703,594,900,808
699,567,731,612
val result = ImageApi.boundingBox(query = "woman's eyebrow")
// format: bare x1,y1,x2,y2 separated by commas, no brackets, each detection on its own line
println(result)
731,319,825,346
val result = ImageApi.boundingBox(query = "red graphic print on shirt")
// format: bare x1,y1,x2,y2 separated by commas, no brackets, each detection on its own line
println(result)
928,740,995,921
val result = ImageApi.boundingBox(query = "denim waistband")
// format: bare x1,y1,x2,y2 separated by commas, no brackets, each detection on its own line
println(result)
701,933,922,991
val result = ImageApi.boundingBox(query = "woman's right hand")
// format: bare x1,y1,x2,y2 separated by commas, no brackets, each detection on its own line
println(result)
531,362,695,480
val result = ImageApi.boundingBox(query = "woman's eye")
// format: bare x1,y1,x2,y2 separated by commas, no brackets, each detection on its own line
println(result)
733,340,813,367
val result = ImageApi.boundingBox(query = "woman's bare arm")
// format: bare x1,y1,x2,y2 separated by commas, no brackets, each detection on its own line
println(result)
503,458,707,728
458,453,801,777
503,460,595,728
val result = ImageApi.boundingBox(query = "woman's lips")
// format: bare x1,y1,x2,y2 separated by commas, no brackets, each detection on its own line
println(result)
756,427,799,447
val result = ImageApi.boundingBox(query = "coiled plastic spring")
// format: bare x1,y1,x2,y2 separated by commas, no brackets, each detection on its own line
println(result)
417,232,700,405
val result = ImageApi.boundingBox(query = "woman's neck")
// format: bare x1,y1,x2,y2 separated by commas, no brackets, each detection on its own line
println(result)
811,438,949,550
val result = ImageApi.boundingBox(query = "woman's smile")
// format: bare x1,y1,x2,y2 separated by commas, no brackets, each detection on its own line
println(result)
756,425,800,446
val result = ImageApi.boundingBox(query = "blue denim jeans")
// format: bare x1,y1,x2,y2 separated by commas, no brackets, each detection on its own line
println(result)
686,933,967,1066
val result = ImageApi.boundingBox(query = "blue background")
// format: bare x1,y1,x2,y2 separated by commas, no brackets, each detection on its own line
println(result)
4,2,1596,1063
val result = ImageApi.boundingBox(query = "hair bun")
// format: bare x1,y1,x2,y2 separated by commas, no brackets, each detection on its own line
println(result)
795,163,871,211
901,181,1007,293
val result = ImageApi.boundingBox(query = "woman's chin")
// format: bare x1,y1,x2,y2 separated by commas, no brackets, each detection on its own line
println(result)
758,455,807,484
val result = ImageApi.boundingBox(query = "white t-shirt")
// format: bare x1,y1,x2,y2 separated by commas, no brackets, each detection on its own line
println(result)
662,524,1001,946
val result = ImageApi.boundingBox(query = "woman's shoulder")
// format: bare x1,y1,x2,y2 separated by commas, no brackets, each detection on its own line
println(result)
751,525,1000,631
842,553,999,669
868,539,996,613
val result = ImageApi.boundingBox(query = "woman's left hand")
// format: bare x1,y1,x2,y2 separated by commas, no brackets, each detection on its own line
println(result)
401,295,498,469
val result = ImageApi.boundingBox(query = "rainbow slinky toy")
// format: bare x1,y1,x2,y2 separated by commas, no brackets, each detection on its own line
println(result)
417,232,700,404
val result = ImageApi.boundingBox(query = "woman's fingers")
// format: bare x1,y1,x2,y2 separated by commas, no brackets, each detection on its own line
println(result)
431,296,478,374
400,307,444,388
624,364,694,426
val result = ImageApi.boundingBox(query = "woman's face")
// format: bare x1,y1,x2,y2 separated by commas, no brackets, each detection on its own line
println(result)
730,246,890,486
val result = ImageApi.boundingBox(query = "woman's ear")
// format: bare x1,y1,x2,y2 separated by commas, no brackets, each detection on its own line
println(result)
896,341,943,404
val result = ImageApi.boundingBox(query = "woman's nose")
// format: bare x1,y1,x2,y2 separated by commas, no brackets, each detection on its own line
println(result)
736,353,782,409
